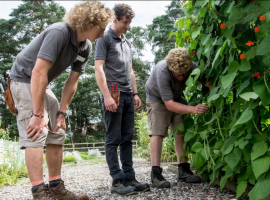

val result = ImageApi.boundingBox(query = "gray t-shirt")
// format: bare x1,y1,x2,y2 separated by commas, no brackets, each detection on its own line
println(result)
145,60,198,103
95,28,132,92
10,22,92,83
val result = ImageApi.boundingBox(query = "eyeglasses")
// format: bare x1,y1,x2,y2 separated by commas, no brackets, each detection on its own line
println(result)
171,71,189,78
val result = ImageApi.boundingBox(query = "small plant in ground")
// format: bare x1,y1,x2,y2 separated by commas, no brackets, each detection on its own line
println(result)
134,111,150,159
79,152,96,160
0,134,28,186
63,155,77,163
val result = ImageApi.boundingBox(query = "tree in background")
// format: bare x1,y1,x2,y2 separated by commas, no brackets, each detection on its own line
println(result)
147,0,185,64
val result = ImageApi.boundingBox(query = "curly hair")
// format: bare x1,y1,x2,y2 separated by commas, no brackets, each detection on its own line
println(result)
113,3,135,20
165,48,192,74
63,1,114,32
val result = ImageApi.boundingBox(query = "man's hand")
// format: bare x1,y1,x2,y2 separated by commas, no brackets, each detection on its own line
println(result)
191,104,210,114
134,95,141,110
104,95,118,112
53,114,66,132
26,116,47,141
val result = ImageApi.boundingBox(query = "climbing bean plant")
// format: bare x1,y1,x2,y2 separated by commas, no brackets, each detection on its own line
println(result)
171,0,270,199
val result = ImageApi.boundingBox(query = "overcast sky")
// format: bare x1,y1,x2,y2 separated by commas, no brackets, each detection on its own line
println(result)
0,1,171,62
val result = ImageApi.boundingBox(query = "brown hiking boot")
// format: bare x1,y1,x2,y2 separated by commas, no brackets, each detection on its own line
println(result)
33,185,55,200
49,180,89,200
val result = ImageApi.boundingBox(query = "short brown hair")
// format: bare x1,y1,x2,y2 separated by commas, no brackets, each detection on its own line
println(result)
113,3,135,20
64,1,114,32
165,48,192,74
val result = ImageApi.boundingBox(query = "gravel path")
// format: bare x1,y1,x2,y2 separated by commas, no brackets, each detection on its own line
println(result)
0,157,244,200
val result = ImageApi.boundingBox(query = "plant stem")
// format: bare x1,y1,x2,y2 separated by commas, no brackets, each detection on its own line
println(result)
252,118,262,135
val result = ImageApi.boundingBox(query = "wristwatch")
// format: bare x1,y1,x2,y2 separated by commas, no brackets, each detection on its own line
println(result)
132,93,139,97
57,111,67,117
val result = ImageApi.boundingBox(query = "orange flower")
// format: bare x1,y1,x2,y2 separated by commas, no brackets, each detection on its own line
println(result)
254,27,260,32
220,23,226,29
240,54,246,59
246,41,254,47
253,73,260,79
192,50,196,57
260,15,266,21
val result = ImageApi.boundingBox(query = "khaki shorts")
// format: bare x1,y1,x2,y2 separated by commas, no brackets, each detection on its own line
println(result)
146,102,184,137
10,80,65,149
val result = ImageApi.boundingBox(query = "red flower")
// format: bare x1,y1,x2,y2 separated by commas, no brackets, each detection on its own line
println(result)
192,50,196,57
260,15,266,21
240,54,246,59
246,41,254,47
185,36,188,40
253,73,261,79
254,27,260,32
251,0,257,4
220,23,226,29
182,0,185,3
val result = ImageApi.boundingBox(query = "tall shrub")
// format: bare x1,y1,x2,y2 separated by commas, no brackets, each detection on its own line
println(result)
172,0,270,199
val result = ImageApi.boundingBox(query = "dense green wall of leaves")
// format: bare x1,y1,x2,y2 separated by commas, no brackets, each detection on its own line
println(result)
172,0,270,199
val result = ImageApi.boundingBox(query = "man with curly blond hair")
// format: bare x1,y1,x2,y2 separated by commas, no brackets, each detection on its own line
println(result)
145,47,212,188
95,3,150,196
9,1,113,199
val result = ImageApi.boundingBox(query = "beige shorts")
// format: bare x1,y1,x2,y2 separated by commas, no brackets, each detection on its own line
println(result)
10,80,65,149
146,102,184,137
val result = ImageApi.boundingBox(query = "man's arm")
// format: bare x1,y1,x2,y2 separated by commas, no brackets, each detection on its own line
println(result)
52,71,80,132
130,64,141,110
95,60,117,112
27,58,52,141
164,100,209,114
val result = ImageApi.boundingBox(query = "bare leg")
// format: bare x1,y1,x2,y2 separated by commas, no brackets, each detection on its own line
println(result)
46,144,63,177
150,135,163,166
175,133,188,163
25,147,44,182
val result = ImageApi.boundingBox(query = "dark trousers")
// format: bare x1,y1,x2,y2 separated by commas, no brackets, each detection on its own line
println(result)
102,92,135,180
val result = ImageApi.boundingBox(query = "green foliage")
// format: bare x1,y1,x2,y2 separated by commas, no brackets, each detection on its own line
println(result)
63,155,77,163
79,152,96,160
134,111,150,158
161,132,177,162
147,0,185,63
0,139,28,186
172,0,270,199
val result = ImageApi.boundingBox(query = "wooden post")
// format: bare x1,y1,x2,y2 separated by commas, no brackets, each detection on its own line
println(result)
72,144,75,151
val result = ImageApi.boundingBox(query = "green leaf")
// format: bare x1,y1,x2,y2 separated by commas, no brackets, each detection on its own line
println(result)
237,80,250,96
252,156,270,179
264,11,270,22
168,32,175,39
202,34,211,46
249,179,270,200
212,47,221,68
264,54,270,66
221,73,237,89
239,59,251,72
184,130,193,142
256,35,270,56
237,181,247,199
251,141,268,161
239,92,259,101
258,0,270,10
176,122,185,132
235,137,245,147
220,176,228,191
191,142,203,153
186,76,193,88
227,1,235,13
245,47,257,60
220,41,227,56
192,30,200,39
224,147,242,170
214,140,223,150
221,136,236,155
233,109,253,128
221,61,239,89
253,79,270,106
192,154,205,169
207,94,220,103
239,140,249,150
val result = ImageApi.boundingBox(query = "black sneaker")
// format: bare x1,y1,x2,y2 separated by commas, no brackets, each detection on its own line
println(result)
125,178,150,192
111,179,137,196
177,163,201,183
151,167,171,188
